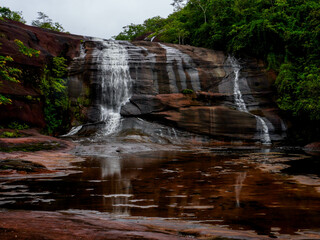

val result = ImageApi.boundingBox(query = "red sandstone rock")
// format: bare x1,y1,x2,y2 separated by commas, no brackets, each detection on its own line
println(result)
0,20,82,127
304,142,320,154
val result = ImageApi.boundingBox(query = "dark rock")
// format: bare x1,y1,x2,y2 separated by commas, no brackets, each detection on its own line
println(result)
0,159,46,172
121,102,141,116
153,106,257,140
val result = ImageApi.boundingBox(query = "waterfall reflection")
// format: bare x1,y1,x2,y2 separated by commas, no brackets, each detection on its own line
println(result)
235,172,247,208
101,157,131,216
101,156,121,178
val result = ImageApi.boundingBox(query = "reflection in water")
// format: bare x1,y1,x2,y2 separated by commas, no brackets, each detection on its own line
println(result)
235,172,247,207
1,149,320,237
101,156,131,216
101,156,121,178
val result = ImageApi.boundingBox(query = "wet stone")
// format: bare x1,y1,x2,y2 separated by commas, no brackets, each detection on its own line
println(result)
0,159,47,173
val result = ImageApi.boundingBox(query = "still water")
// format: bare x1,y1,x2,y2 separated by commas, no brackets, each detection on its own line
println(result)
1,140,320,237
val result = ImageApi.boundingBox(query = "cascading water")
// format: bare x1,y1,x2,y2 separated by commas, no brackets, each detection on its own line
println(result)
94,40,132,135
159,43,201,93
228,56,271,144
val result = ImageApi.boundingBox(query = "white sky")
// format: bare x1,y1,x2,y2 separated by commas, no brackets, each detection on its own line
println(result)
1,0,174,38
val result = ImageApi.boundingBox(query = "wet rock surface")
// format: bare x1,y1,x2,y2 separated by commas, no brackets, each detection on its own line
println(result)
0,210,278,240
0,129,72,152
69,39,284,142
0,129,82,178
0,159,46,173
0,20,285,141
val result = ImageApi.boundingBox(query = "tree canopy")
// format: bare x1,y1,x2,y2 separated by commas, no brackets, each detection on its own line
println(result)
0,7,26,23
32,12,65,32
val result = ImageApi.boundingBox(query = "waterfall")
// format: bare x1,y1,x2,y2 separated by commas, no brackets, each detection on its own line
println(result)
159,43,201,93
94,40,132,135
229,56,271,144
232,61,247,112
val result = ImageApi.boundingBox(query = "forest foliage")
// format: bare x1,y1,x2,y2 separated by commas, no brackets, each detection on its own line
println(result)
0,7,26,23
115,0,320,120
40,57,69,135
31,12,65,32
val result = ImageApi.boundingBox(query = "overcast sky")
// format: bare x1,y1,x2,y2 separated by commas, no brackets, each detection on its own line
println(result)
2,0,174,39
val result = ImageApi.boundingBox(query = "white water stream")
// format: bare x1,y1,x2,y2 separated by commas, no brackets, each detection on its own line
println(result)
159,43,201,93
95,40,132,135
64,40,132,137
229,56,271,144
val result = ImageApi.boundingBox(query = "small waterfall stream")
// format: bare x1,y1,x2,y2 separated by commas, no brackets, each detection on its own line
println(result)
93,40,132,135
229,56,271,144
159,43,201,93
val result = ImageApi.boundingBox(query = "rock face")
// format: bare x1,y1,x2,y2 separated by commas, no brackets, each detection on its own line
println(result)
0,20,285,142
69,39,285,142
0,20,82,127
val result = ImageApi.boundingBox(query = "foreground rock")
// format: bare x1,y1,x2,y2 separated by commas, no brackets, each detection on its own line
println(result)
0,159,47,174
1,210,319,240
0,129,82,178
304,142,320,155
0,129,72,152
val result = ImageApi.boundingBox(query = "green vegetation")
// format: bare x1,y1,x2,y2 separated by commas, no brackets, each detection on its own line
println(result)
40,57,69,134
73,87,90,124
0,131,21,138
0,38,40,105
0,7,26,23
0,43,22,104
0,7,69,135
0,122,29,138
115,16,167,41
0,55,21,104
8,121,29,130
115,0,320,121
182,89,194,94
32,12,65,32
14,39,40,57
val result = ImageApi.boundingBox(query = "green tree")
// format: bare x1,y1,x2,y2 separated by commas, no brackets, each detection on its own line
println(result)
40,57,69,134
32,12,65,32
171,0,187,11
0,54,21,104
189,0,210,24
114,16,166,41
114,23,145,41
0,7,26,23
